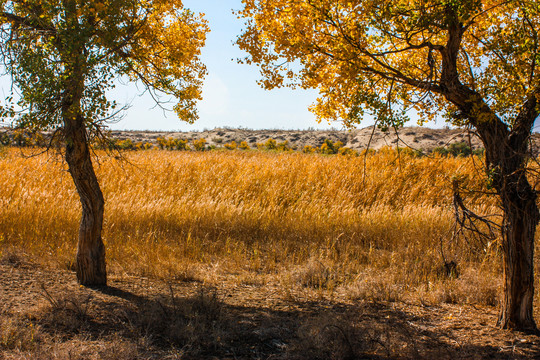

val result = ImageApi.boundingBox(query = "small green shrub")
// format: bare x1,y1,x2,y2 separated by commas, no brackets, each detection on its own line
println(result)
277,140,291,151
433,142,483,157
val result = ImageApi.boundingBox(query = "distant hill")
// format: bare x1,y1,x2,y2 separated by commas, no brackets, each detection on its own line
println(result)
4,126,540,154
108,126,485,152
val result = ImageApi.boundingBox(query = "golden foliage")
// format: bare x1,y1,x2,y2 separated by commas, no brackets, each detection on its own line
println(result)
237,0,540,127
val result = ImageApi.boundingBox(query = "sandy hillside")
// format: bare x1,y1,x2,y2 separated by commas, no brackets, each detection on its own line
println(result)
4,125,540,153
109,126,487,152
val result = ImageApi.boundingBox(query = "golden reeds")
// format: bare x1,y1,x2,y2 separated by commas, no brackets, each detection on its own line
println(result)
0,148,515,305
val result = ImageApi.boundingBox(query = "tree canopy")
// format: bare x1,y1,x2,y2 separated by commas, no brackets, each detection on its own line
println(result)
237,0,539,130
0,0,208,131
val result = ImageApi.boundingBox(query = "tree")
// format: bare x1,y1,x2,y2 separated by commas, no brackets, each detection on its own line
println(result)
237,0,540,331
0,0,208,286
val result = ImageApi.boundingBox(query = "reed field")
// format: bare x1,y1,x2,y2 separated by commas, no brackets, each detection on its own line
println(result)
0,146,519,307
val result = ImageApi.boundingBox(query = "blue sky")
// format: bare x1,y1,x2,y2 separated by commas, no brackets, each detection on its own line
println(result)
111,0,344,131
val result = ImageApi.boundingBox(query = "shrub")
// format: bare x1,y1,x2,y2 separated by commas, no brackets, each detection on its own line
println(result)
239,141,250,150
156,137,167,150
277,140,291,151
157,137,190,150
117,139,134,150
12,129,32,147
135,142,153,150
448,142,472,157
193,138,207,151
319,139,342,154
30,132,46,147
175,139,190,151
264,138,277,150
338,147,357,156
0,133,10,146
433,142,482,157
359,148,376,156
224,141,237,150
397,147,424,157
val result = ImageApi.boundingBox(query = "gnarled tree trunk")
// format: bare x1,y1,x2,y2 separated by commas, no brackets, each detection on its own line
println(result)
61,50,107,285
64,112,107,286
475,91,540,331
439,13,539,330
497,172,537,330
462,112,539,331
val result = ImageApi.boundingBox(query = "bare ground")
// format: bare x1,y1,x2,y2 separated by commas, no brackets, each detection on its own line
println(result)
1,255,539,359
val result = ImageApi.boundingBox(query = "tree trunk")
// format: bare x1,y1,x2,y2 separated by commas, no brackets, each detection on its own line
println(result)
428,2,540,331
497,173,538,330
64,113,107,286
439,35,539,328
472,93,540,331
474,119,539,331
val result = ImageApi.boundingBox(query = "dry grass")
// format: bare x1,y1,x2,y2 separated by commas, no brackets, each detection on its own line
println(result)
0,147,514,309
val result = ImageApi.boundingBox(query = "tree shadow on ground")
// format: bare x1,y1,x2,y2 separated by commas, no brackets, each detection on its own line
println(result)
28,281,540,360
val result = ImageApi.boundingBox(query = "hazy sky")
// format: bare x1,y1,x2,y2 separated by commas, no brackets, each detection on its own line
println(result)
111,0,342,131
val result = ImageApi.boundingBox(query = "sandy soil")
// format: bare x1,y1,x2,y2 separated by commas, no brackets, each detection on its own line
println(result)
1,256,539,359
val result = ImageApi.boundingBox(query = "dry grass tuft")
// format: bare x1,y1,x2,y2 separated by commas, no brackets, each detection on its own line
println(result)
422,267,501,306
0,316,41,352
0,250,24,268
290,258,340,289
291,310,422,360
37,285,94,333
125,286,227,354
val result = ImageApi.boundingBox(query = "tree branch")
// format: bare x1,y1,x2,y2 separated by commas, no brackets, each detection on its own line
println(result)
0,12,56,34
509,87,540,150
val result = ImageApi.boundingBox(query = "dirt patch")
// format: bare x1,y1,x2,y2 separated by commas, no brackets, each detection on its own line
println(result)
1,260,539,359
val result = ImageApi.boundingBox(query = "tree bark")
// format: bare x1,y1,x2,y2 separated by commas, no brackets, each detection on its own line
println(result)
475,92,540,331
58,7,107,286
497,172,537,330
463,108,538,331
64,113,107,286
464,114,538,331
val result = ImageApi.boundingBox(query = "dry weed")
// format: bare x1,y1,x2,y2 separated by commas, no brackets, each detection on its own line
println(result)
0,317,41,352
